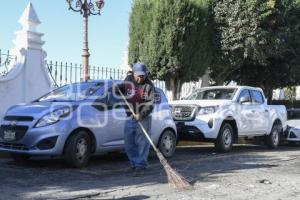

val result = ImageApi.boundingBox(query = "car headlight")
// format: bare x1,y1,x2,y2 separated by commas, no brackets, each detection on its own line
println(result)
198,106,219,115
35,107,71,128
286,125,292,132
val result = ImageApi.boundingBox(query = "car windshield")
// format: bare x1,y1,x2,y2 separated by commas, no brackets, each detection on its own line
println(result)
184,88,237,100
37,82,104,102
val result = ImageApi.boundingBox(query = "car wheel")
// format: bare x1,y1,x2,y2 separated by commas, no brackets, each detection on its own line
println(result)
266,123,282,149
215,123,234,153
158,130,176,158
64,130,91,168
10,153,31,162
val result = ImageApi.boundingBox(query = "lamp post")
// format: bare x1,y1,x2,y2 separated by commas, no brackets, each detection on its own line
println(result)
66,0,105,81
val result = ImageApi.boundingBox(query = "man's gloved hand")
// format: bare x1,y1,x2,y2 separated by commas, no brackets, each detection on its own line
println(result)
134,114,143,121
112,84,121,95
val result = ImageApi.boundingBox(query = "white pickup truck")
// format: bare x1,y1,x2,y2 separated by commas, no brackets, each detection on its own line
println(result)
170,86,287,152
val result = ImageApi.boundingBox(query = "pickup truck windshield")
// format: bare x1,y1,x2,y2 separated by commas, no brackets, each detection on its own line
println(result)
37,82,104,102
185,88,236,100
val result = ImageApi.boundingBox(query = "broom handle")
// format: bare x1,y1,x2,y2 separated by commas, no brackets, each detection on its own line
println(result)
117,86,161,154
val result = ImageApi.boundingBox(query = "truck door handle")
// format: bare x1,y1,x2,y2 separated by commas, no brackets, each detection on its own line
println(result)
265,110,269,112
251,110,256,113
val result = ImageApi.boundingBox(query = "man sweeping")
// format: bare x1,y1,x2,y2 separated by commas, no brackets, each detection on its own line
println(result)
115,62,155,176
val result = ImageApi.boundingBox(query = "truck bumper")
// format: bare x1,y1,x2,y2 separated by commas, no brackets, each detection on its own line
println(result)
176,117,222,141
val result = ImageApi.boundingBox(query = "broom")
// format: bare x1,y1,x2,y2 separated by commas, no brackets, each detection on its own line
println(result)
117,86,192,190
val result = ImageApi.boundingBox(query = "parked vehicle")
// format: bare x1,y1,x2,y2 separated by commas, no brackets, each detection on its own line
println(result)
283,109,300,143
169,86,287,152
0,80,177,167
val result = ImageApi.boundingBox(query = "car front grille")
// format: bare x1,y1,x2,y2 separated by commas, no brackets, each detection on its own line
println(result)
4,116,34,122
0,142,28,150
171,105,198,121
0,125,29,141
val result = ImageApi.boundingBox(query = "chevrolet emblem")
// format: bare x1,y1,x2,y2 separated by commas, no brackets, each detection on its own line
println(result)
10,120,17,126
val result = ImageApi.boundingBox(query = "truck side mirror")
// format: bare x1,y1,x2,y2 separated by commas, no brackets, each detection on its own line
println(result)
240,96,251,104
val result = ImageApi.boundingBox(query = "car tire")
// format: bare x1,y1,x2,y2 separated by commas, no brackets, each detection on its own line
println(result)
158,130,176,158
10,153,31,162
215,123,234,153
64,130,92,168
266,123,282,149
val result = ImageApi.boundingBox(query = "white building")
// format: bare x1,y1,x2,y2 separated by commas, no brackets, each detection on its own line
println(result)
0,3,52,119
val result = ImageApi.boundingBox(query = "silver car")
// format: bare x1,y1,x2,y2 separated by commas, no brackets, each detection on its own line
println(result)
282,109,300,144
0,80,177,167
284,120,300,142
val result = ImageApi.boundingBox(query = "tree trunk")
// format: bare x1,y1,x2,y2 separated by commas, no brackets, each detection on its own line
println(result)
167,78,183,101
264,86,274,104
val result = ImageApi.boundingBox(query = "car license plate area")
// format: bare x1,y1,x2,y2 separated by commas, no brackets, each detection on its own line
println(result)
0,125,28,142
4,130,16,141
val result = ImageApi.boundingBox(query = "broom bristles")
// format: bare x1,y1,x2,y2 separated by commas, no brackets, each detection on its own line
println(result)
157,152,192,191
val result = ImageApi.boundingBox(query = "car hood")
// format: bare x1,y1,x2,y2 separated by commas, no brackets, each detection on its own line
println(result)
287,120,300,129
169,99,232,107
5,101,77,118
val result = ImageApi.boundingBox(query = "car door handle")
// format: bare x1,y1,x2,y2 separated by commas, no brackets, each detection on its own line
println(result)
265,110,269,112
251,110,256,113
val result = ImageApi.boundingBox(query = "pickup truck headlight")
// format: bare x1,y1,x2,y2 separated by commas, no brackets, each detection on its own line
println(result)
35,107,71,128
198,106,219,115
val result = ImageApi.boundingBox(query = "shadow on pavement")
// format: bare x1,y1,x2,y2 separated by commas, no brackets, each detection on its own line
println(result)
0,144,300,199
115,195,150,200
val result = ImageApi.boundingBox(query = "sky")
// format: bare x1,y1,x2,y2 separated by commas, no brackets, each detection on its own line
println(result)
0,0,133,68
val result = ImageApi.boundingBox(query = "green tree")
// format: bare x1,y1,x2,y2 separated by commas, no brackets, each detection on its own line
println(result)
129,0,212,100
210,0,300,101
284,86,297,102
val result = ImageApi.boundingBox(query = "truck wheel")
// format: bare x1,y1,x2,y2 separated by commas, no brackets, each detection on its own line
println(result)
10,153,31,162
215,123,234,153
266,123,282,149
64,130,91,168
158,130,176,158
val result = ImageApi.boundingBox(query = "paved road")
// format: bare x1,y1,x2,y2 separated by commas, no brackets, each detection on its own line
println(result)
1,144,300,200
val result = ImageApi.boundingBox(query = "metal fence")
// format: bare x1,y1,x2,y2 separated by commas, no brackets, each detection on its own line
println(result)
45,60,203,98
46,60,168,92
0,51,201,98
46,61,129,86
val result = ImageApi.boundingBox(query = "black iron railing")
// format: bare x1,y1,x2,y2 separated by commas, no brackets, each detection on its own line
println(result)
45,60,205,97
0,47,202,99
45,60,169,93
46,60,128,87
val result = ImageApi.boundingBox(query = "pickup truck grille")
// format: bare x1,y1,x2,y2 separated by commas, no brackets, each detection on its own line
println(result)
171,105,198,121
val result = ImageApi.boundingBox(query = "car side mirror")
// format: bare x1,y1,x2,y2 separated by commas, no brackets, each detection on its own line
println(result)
240,96,251,104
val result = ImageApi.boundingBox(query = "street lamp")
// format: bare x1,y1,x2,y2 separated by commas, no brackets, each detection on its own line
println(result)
66,0,105,81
